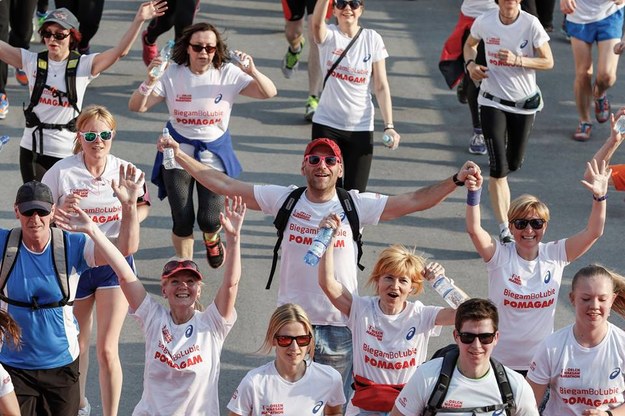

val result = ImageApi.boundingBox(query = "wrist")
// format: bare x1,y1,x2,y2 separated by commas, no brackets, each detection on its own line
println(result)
137,81,154,96
593,194,608,202
452,173,465,187
605,411,613,416
384,123,395,131
467,188,482,206
464,59,475,72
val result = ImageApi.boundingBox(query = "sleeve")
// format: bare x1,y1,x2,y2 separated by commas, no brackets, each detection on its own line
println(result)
230,64,253,92
486,240,511,272
41,164,63,204
512,376,541,416
0,365,14,398
393,362,436,415
350,190,388,226
327,368,347,406
67,232,94,271
200,302,236,341
420,304,444,337
226,371,255,415
130,294,161,333
253,184,297,216
20,49,37,83
531,15,550,48
545,239,568,265
79,53,99,81
526,337,553,386
347,295,366,330
371,30,389,62
470,15,484,40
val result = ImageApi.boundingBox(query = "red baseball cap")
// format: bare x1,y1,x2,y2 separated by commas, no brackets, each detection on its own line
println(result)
304,138,342,159
161,260,203,280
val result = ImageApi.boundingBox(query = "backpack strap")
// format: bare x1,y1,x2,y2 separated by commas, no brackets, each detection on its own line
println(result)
335,187,364,271
424,346,459,416
266,187,307,290
50,227,71,307
64,50,81,113
0,229,23,293
490,357,516,416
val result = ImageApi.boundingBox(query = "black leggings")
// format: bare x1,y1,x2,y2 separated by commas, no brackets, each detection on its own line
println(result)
480,106,535,178
20,147,62,182
55,0,105,50
311,123,373,192
145,0,200,43
0,0,37,93
461,30,486,129
161,167,223,237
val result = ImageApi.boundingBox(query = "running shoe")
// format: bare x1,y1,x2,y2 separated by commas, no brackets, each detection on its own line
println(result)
572,122,592,142
456,80,468,104
77,399,91,416
36,11,48,28
594,94,610,124
499,229,513,244
15,68,28,86
468,130,487,155
142,30,158,66
305,95,318,122
203,233,225,269
0,94,8,119
281,39,304,79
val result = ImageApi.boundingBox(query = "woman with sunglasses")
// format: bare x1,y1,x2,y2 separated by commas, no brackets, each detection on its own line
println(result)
0,2,166,183
527,264,625,415
227,303,346,415
465,162,610,376
41,105,150,416
310,0,400,193
317,213,466,416
129,21,276,270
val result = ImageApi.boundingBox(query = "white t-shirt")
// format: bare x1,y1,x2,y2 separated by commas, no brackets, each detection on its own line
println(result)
313,24,388,131
461,0,498,18
346,295,442,415
565,0,624,24
254,185,387,326
471,9,550,115
487,239,568,370
19,50,98,158
0,364,14,398
42,153,145,238
226,361,346,415
527,323,625,415
394,357,539,415
130,295,236,416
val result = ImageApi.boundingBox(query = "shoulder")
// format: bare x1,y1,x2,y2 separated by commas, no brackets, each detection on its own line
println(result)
309,361,344,384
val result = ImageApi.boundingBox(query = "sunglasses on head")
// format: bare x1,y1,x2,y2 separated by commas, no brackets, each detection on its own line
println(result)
274,334,313,348
162,259,200,276
41,30,71,40
458,332,496,345
335,0,362,10
79,131,114,142
189,44,217,54
21,208,51,217
510,218,546,231
305,155,339,166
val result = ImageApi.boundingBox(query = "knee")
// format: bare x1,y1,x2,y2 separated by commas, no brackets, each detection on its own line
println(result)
595,72,617,90
97,345,120,369
197,214,221,234
172,222,194,237
575,70,592,83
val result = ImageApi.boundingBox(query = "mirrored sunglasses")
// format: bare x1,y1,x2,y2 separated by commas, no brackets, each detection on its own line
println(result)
510,218,546,231
189,44,217,54
458,332,496,345
21,208,51,217
41,30,71,40
79,131,114,142
274,334,313,348
335,0,362,10
305,155,339,166
162,259,200,276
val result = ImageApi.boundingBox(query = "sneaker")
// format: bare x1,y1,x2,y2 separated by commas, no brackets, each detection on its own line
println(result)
281,39,305,79
572,122,592,142
468,130,487,155
456,81,468,104
142,30,158,66
305,95,318,122
594,94,610,124
36,11,48,28
0,94,8,119
77,399,91,416
15,68,28,86
499,229,513,244
203,233,225,269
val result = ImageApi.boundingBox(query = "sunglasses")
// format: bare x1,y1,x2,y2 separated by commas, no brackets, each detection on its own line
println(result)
305,155,340,166
335,0,362,10
510,218,546,231
458,332,496,345
41,30,71,40
274,334,313,348
79,131,114,142
189,44,217,54
21,208,51,217
162,260,200,276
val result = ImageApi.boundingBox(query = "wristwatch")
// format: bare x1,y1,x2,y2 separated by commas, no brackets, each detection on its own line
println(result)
452,173,465,187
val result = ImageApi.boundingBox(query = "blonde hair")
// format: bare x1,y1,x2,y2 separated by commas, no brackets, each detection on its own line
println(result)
72,105,117,154
258,303,315,359
366,245,426,295
572,264,625,319
508,194,550,223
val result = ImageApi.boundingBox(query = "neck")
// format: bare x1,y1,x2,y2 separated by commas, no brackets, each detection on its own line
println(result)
378,298,405,315
169,306,195,325
274,359,306,382
457,358,490,380
499,9,519,24
189,63,209,75
339,23,360,38
304,187,336,204
48,50,70,62
515,245,538,261
21,229,50,253
573,322,608,348
83,153,107,178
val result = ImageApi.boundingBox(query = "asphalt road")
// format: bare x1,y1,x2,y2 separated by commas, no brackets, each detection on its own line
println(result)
0,0,624,414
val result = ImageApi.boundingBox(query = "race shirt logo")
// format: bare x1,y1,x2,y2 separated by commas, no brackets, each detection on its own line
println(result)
610,368,621,379
443,399,462,408
214,93,223,104
544,270,552,284
185,325,193,338
366,325,383,341
508,274,522,285
292,209,311,221
406,327,416,340
486,37,500,45
560,368,580,378
363,54,371,62
72,188,89,198
312,401,324,413
362,343,417,370
230,388,238,400
503,288,556,309
175,94,192,102
162,325,173,343
520,40,528,48
261,404,284,414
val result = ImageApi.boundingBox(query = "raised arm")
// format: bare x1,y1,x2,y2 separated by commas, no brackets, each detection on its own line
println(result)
584,109,625,184
465,170,497,262
311,0,330,44
0,41,23,70
91,0,167,76
565,159,610,262
236,52,278,99
318,213,353,317
372,59,400,150
213,196,246,321
128,56,167,112
381,161,480,221
157,134,260,210
423,262,461,326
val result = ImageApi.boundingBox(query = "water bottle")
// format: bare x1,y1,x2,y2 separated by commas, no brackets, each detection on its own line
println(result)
228,50,249,69
614,116,625,134
430,275,467,309
0,135,10,152
161,128,176,170
150,39,175,78
382,133,394,148
304,227,334,266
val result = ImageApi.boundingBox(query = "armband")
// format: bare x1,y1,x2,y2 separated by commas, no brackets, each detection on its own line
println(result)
137,81,154,96
593,194,608,202
467,189,482,206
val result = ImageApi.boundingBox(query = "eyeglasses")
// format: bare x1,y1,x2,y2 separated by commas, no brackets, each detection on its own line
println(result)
78,131,114,142
274,334,313,347
41,30,71,40
189,44,217,54
335,0,362,10
510,218,546,231
305,155,340,166
162,260,200,276
458,332,496,345
21,208,51,217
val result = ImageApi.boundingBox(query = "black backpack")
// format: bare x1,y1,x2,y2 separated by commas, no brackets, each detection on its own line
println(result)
423,344,515,415
266,186,364,290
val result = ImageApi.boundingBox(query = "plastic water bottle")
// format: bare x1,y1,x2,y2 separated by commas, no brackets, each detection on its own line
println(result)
228,50,249,68
304,227,334,266
150,40,175,78
382,133,394,148
0,135,10,152
614,116,625,134
430,275,467,309
161,128,176,170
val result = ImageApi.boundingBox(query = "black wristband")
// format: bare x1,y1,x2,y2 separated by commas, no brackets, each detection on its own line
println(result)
606,411,613,416
593,194,608,202
453,173,465,187
464,59,475,72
